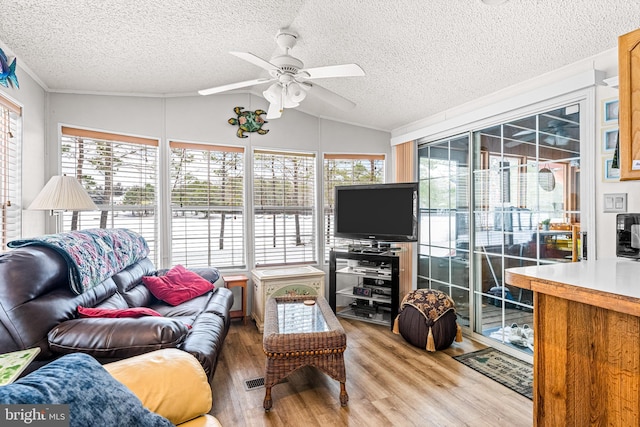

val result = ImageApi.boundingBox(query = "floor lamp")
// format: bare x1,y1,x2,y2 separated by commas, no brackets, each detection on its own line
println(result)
28,175,97,233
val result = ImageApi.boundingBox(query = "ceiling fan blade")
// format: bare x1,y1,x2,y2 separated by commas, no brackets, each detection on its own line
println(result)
198,77,273,96
505,140,523,148
300,63,365,79
230,51,280,73
266,101,282,119
513,129,534,137
307,82,356,110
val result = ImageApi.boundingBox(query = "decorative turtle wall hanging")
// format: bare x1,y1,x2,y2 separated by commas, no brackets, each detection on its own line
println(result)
228,107,269,138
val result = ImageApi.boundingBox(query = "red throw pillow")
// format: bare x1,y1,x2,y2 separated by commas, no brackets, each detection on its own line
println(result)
77,305,162,318
142,264,214,306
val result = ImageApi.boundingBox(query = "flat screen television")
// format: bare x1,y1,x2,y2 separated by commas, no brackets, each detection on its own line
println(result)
334,182,419,243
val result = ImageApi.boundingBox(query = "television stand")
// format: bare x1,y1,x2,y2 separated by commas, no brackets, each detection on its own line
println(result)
329,249,399,330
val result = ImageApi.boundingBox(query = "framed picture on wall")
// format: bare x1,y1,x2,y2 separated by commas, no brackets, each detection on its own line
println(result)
602,127,619,152
603,98,619,124
603,156,621,182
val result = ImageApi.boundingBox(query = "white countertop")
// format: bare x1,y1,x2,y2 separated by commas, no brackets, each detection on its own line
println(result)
505,258,640,316
507,258,640,300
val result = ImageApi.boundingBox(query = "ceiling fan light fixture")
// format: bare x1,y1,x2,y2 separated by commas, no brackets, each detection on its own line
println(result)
263,83,281,104
282,92,300,108
287,82,306,103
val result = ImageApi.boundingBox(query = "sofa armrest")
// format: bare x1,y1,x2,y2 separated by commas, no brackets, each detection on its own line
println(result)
48,317,189,359
104,349,219,426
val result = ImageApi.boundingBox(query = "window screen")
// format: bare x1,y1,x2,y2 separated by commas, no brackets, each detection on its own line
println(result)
323,154,385,260
253,149,316,266
0,96,21,249
170,141,245,268
60,127,158,264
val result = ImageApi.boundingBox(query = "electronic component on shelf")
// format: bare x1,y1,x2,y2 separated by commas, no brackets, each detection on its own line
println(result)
352,286,373,297
370,286,391,296
374,301,391,312
350,299,376,318
351,266,391,277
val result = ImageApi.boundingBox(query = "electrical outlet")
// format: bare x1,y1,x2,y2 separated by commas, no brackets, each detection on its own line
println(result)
603,193,627,213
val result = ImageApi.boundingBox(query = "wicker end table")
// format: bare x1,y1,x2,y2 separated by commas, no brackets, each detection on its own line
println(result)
262,295,348,411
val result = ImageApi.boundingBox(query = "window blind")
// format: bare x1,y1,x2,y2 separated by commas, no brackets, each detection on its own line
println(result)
0,96,21,249
169,141,245,268
60,127,158,264
323,154,385,260
253,149,316,266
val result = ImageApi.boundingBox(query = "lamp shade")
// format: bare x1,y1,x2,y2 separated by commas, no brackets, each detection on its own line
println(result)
28,175,98,211
263,83,281,104
287,82,306,103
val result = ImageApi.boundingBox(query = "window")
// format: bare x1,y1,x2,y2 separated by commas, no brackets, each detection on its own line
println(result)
253,149,316,266
60,127,158,264
170,141,245,269
417,102,582,356
323,154,385,260
0,96,21,249
417,136,470,325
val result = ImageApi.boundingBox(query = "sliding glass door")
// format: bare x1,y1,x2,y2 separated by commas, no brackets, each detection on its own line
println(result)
417,135,471,327
473,104,581,354
418,103,582,355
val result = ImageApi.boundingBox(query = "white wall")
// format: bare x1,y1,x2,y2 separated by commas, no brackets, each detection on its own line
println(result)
48,92,390,160
595,83,640,258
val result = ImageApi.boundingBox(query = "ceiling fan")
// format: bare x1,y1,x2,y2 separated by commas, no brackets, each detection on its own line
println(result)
198,28,365,119
507,119,577,148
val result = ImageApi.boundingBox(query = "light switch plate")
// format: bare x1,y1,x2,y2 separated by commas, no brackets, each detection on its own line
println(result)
603,193,627,213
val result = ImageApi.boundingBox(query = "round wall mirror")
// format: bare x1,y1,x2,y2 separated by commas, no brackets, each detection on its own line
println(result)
538,167,556,191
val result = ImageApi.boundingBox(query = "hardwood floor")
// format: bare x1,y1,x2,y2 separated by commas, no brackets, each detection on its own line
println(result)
210,318,533,426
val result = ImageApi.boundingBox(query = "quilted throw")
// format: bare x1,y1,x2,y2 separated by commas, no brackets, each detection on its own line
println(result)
400,289,456,325
8,228,149,295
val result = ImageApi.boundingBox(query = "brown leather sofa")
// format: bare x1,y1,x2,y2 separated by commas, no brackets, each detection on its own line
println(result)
0,245,233,380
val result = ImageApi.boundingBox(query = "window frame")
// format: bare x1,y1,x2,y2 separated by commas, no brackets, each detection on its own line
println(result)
169,140,246,269
60,126,159,264
252,148,317,267
0,95,21,250
322,153,385,262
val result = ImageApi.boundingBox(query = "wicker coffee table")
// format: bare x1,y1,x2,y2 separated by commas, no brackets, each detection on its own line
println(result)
262,295,348,411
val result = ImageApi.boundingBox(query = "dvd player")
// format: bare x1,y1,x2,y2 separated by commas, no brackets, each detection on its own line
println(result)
352,266,391,276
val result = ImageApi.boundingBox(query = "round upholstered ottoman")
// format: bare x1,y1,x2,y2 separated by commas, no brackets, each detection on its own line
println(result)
393,289,462,351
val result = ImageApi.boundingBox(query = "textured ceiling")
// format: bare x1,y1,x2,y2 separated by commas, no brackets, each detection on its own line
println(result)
0,0,639,131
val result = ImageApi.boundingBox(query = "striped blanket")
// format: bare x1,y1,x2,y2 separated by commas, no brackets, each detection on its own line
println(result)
8,228,149,294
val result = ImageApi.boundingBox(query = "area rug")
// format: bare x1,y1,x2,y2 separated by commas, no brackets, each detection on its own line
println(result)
453,347,533,400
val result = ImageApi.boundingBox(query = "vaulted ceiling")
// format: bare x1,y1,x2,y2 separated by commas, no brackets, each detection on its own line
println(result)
0,0,638,131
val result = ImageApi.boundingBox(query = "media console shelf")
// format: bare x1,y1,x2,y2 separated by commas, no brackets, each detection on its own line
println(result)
329,249,399,330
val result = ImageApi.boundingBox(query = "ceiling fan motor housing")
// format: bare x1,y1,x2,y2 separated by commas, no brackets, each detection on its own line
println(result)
269,55,304,76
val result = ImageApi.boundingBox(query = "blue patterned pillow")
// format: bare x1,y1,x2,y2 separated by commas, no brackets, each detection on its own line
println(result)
0,353,173,427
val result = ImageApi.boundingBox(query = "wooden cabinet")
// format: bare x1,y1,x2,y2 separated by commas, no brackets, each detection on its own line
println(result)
619,27,640,180
251,266,325,332
505,260,640,426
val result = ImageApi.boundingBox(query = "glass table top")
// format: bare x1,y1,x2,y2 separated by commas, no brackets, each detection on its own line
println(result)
276,300,329,334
